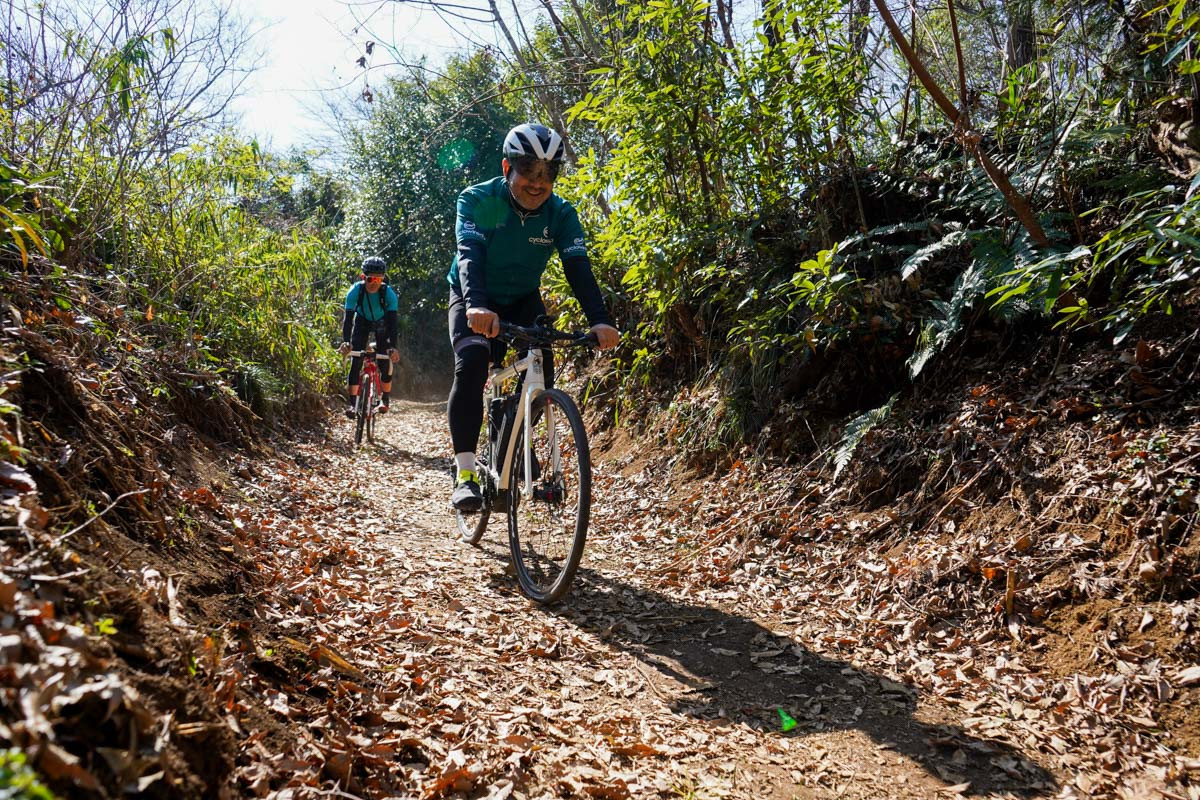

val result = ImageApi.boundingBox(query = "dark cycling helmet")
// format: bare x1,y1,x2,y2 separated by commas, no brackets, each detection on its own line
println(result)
361,256,386,275
502,123,565,163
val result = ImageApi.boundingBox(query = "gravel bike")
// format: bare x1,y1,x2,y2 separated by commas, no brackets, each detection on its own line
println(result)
347,347,390,446
455,319,596,603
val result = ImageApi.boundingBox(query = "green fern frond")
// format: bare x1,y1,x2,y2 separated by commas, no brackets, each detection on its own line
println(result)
236,361,284,414
833,394,898,481
838,221,931,254
907,321,941,379
901,229,969,280
867,221,932,238
907,249,997,379
992,294,1039,322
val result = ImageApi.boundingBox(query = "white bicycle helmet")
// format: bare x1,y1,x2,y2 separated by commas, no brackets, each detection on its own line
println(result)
502,123,565,163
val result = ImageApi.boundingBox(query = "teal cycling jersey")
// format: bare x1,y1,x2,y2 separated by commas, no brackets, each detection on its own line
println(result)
447,176,588,307
344,283,399,322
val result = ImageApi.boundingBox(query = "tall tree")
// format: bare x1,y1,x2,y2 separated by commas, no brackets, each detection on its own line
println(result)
337,50,521,362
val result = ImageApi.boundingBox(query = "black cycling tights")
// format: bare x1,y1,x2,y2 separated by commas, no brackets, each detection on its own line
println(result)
447,343,557,454
446,291,554,454
448,344,490,454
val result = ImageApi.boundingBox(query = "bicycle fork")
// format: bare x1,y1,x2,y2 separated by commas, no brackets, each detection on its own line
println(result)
492,350,560,502
519,356,562,502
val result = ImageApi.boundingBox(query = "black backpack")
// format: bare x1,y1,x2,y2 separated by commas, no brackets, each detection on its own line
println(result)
354,278,390,320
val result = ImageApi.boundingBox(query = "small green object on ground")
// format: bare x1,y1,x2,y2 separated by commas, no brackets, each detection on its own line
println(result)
777,707,797,732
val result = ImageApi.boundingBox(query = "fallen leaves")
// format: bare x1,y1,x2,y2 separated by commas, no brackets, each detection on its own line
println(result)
0,564,175,796
1175,666,1200,687
4,325,1199,800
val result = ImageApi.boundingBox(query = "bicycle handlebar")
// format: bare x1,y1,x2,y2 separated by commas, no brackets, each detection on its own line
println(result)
497,321,597,348
345,350,393,360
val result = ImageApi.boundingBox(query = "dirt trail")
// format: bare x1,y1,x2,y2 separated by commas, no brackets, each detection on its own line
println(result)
285,399,1057,800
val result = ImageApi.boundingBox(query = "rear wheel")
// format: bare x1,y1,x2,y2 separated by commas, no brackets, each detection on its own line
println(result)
456,412,490,545
507,388,590,604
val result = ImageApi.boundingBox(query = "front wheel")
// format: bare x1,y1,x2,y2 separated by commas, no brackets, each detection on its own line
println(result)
507,388,590,604
365,380,377,444
354,381,371,447
457,492,489,545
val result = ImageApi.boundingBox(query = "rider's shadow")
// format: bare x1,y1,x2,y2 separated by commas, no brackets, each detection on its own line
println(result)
552,568,1057,798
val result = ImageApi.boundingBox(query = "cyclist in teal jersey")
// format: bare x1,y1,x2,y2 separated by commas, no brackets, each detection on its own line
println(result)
447,123,620,512
338,256,400,418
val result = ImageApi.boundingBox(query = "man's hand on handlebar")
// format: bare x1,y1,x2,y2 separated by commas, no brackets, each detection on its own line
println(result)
467,307,500,338
388,348,400,363
338,341,351,356
590,323,620,350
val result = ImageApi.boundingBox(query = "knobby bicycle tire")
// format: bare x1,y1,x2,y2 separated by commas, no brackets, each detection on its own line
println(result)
354,379,372,447
507,388,590,604
365,378,376,444
456,411,490,545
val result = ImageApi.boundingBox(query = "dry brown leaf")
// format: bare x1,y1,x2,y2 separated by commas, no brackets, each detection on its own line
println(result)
423,765,477,799
1175,666,1200,686
610,741,663,757
322,749,354,784
38,741,102,790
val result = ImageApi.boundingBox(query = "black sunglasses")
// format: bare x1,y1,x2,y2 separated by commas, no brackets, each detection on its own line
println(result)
511,155,561,182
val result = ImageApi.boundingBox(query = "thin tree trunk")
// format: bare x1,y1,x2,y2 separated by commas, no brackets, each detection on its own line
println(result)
487,0,611,216
872,0,1049,246
563,0,604,59
716,0,736,49
686,98,714,222
1004,0,1036,74
896,1,917,143
947,0,970,120
897,78,913,140
535,0,587,60
851,0,871,53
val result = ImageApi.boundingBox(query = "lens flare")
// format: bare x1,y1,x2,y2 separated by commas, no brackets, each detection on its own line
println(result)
437,139,475,170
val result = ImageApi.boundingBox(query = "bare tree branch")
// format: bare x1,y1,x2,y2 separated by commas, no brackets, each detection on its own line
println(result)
872,0,1049,246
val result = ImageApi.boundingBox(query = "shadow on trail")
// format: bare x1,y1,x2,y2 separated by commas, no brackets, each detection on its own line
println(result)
366,437,450,475
317,399,447,467
543,567,1057,798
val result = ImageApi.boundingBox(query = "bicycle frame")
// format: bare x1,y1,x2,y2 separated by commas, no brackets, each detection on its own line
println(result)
361,360,382,398
485,347,557,501
348,350,389,398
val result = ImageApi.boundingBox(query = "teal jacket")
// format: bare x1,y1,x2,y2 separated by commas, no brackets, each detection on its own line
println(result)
447,176,609,325
344,282,399,321
341,282,399,346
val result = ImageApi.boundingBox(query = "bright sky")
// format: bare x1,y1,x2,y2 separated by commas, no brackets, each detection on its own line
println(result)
231,0,498,152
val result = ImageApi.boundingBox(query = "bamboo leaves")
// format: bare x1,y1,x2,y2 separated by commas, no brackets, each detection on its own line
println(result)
0,159,56,269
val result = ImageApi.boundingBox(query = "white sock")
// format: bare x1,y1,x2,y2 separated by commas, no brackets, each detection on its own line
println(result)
454,452,476,473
